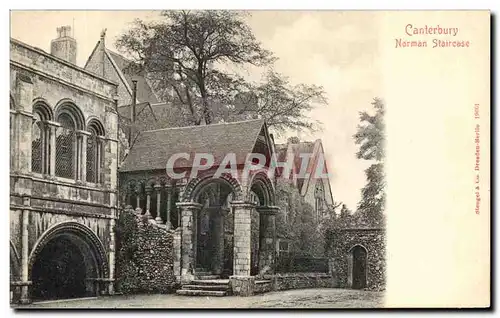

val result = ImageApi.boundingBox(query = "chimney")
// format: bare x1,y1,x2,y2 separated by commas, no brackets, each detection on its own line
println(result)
50,26,77,64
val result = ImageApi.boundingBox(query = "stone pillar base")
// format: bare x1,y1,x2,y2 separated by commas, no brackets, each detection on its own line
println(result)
17,281,32,304
180,271,195,285
229,275,255,296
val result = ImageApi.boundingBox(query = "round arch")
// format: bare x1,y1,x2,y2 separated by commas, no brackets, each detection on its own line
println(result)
249,170,276,206
348,244,368,254
28,222,108,300
54,100,86,130
347,244,368,290
86,117,106,136
183,172,243,203
32,98,54,121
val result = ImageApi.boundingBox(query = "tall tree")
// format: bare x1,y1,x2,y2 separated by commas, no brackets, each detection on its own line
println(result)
353,98,386,227
116,10,326,133
229,70,326,135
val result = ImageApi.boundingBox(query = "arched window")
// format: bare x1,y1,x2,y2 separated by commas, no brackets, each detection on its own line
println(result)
55,113,76,179
32,103,52,174
86,120,105,184
32,112,44,173
315,180,325,220
54,102,85,180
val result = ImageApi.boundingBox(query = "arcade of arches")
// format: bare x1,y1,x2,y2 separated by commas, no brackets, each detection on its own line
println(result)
121,171,279,288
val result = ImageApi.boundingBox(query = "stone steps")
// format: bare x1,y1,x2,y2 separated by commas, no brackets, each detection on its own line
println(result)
195,275,220,280
191,279,230,285
176,289,227,297
181,284,229,291
176,278,231,297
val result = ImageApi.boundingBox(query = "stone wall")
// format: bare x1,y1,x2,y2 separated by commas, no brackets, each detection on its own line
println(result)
84,43,132,106
10,38,119,303
115,209,177,294
11,39,117,100
263,273,336,291
327,228,386,291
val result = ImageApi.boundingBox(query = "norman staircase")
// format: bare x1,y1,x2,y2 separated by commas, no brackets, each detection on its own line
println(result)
175,268,273,297
176,268,230,297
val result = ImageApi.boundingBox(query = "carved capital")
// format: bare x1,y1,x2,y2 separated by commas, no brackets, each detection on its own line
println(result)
256,206,280,215
176,202,202,211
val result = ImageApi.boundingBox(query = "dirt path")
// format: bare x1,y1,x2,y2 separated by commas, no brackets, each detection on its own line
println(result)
15,288,384,309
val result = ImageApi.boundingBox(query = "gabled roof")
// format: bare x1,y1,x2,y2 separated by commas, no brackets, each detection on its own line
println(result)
107,50,159,104
84,39,159,105
276,139,332,201
120,119,266,172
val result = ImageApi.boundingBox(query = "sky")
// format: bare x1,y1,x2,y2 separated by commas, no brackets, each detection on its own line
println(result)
10,10,382,210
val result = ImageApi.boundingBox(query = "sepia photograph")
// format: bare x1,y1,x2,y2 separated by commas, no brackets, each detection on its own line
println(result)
8,9,490,309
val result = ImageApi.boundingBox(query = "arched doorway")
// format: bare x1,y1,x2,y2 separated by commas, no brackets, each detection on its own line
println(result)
185,175,241,277
348,245,367,289
29,223,107,301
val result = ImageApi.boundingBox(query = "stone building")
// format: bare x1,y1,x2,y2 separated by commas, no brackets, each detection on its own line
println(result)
274,137,335,256
9,28,119,304
9,27,343,301
327,228,386,291
118,119,280,294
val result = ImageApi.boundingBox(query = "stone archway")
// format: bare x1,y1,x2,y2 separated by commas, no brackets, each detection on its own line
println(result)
348,245,368,289
178,173,243,281
29,222,108,301
249,170,278,276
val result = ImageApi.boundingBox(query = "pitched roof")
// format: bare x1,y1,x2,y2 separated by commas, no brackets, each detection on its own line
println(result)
84,39,159,105
275,139,330,193
117,102,155,121
107,50,159,104
292,141,315,190
120,119,266,172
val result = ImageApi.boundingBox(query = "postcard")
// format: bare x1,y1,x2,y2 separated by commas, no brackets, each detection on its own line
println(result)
8,10,490,309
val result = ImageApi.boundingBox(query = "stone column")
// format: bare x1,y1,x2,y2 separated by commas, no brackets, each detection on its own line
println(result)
176,202,202,284
164,184,172,230
145,185,153,219
10,109,17,172
76,130,90,182
126,187,131,207
257,206,279,275
15,73,33,174
135,184,142,214
46,121,60,177
20,196,31,304
230,201,257,296
108,207,116,295
231,201,254,276
154,184,163,223
97,136,106,185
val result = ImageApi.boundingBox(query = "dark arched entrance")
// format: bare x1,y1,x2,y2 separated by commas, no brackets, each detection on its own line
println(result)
350,245,367,289
30,223,107,301
182,173,243,278
195,181,234,276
